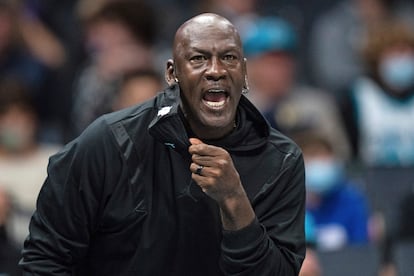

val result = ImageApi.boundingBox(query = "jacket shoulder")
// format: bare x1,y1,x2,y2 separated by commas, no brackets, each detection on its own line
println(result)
267,128,303,159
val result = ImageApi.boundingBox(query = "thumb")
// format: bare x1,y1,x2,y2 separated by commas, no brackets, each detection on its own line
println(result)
189,138,203,145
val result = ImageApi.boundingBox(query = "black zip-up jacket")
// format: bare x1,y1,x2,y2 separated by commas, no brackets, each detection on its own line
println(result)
20,85,306,275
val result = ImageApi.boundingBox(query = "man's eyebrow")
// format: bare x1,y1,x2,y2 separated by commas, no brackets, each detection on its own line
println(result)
187,45,241,54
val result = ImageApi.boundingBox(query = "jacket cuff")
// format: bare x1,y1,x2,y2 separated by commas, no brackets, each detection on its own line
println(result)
222,217,264,250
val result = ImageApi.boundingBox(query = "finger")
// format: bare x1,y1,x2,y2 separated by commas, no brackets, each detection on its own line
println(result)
191,154,219,168
190,162,207,176
189,138,207,155
189,142,223,156
189,137,203,145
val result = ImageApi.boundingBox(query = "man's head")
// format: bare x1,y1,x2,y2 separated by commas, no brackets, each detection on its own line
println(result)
165,13,248,140
113,69,162,110
242,16,297,102
83,0,158,77
361,20,414,96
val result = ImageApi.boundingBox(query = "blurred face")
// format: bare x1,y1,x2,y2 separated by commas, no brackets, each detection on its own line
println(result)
248,52,295,100
114,76,161,110
302,142,343,198
378,44,414,94
86,20,152,78
0,105,36,153
168,14,246,139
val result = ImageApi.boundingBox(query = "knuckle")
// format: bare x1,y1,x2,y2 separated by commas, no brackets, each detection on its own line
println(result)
210,169,221,178
217,159,228,168
205,178,214,186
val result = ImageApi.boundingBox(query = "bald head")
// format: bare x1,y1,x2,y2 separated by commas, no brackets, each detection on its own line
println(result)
165,13,247,140
172,13,242,59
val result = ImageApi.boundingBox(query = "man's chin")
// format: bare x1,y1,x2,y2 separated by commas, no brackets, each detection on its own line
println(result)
197,118,235,139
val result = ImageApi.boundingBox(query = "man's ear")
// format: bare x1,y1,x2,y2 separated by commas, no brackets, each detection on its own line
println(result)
165,59,179,86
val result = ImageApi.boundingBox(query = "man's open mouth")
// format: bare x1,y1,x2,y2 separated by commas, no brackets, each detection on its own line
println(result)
202,89,229,108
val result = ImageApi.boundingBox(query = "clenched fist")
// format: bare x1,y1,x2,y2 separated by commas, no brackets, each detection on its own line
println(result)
188,138,255,230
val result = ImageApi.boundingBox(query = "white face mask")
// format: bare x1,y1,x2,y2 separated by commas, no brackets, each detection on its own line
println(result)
305,159,344,195
0,124,32,152
379,54,414,92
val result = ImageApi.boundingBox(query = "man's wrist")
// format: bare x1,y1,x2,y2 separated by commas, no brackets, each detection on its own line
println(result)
219,190,255,231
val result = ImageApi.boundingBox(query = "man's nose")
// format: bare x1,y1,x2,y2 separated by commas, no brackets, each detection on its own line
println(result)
205,57,226,80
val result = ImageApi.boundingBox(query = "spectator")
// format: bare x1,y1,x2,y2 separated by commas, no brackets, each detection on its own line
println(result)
242,16,297,112
296,132,370,251
70,0,159,137
309,0,414,96
0,77,60,244
112,69,163,111
341,20,414,166
241,16,351,160
0,0,73,143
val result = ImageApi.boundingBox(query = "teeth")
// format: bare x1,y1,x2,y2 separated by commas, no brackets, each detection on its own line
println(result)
208,89,225,93
206,100,226,107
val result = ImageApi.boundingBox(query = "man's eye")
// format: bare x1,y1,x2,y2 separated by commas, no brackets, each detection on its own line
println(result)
191,55,206,62
223,55,237,61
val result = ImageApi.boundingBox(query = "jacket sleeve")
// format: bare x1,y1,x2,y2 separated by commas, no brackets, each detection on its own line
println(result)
19,119,122,275
220,150,306,275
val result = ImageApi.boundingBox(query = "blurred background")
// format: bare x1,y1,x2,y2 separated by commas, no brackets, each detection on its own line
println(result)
0,0,413,275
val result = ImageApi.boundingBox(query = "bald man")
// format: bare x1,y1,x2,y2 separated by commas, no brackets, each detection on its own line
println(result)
20,13,305,275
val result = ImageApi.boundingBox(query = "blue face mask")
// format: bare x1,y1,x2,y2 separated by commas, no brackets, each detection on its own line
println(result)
379,54,414,92
305,159,343,194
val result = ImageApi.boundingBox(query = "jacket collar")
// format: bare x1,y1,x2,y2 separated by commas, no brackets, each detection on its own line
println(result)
148,84,270,154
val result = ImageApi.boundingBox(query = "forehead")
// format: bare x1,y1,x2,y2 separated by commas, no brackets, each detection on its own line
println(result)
176,19,242,53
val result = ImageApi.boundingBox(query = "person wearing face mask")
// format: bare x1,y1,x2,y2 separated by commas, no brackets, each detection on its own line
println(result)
295,132,370,251
341,20,414,167
0,78,61,245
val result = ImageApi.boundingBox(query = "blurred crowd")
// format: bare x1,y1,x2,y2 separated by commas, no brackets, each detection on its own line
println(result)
1,0,414,275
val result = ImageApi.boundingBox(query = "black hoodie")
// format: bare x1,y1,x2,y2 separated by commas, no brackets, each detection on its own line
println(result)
20,85,305,275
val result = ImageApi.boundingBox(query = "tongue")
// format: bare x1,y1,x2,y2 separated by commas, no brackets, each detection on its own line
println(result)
204,92,227,102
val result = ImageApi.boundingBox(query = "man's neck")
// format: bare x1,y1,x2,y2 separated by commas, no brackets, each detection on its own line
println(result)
178,106,236,140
